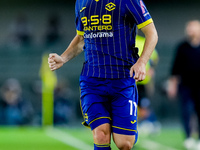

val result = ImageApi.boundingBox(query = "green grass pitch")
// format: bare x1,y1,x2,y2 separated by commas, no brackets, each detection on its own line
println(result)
0,126,186,150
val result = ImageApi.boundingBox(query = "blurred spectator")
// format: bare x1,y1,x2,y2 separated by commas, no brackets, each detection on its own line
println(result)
136,35,161,136
138,98,161,136
44,15,62,46
53,79,73,125
0,78,34,125
167,20,200,149
7,15,32,49
136,35,159,102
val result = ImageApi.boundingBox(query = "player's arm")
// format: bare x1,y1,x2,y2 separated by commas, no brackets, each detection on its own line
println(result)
48,34,84,71
130,22,158,81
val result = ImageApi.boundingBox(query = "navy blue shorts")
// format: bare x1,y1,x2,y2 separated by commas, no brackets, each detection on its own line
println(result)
80,76,138,136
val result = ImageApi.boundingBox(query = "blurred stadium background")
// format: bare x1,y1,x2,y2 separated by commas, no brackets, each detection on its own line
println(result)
0,0,200,149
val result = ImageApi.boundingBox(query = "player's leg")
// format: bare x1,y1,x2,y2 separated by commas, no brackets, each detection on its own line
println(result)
111,78,138,150
81,101,112,150
79,76,112,150
92,123,112,150
112,133,136,150
82,101,112,150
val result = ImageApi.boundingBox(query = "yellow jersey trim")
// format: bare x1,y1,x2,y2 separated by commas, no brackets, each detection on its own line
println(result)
112,126,137,132
80,7,86,13
89,117,111,125
81,121,90,128
137,19,153,29
80,99,90,128
96,145,110,147
77,30,85,36
94,143,110,146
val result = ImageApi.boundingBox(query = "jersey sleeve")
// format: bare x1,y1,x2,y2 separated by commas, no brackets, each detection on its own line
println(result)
75,2,84,36
125,0,153,29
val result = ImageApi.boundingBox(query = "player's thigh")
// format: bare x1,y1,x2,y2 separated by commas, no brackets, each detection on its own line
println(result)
81,96,111,130
111,82,138,146
80,76,112,130
111,89,138,135
81,96,112,144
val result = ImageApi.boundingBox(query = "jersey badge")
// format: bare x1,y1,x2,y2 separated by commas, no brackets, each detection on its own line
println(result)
140,0,146,14
80,7,86,13
105,2,116,11
95,0,100,2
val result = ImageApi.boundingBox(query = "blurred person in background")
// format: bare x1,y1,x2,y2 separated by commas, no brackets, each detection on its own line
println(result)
136,35,161,136
0,78,34,125
7,15,32,49
167,20,200,149
53,79,74,125
44,15,62,47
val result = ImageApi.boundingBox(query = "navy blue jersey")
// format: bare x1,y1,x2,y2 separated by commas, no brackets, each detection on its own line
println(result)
75,0,153,78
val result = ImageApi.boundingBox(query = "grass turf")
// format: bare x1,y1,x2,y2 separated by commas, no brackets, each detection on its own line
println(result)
0,127,76,150
0,126,186,150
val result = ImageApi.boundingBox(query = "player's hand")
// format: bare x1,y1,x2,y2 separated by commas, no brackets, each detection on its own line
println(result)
167,77,178,100
48,53,65,71
130,59,146,82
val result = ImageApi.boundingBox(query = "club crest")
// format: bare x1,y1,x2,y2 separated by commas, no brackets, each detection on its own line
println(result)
105,2,116,11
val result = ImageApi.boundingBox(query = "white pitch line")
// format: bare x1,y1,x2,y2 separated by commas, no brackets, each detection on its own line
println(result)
140,140,179,150
46,128,93,150
46,128,179,150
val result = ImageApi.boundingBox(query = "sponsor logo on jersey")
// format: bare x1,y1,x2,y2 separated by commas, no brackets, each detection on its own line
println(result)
140,0,150,17
95,0,99,2
84,32,113,39
131,120,137,124
140,0,146,14
80,7,86,13
105,2,116,11
84,25,112,31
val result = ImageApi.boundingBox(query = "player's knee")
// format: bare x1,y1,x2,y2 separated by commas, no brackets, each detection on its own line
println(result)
94,130,110,144
93,123,111,144
116,138,135,150
118,141,134,150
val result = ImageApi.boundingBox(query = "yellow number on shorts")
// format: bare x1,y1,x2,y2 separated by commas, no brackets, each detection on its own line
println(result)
129,100,137,116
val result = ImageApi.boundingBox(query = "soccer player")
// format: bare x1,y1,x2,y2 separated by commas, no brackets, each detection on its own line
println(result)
48,0,158,149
